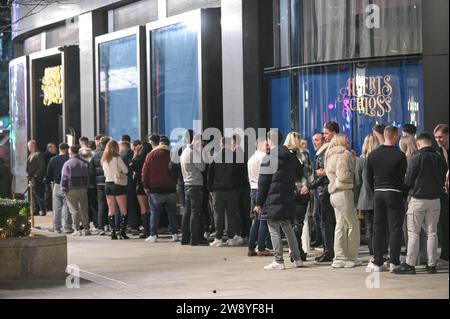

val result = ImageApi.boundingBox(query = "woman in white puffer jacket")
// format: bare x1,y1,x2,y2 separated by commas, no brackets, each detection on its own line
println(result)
325,134,361,268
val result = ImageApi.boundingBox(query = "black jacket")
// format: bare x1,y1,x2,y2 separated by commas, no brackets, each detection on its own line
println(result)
207,149,237,191
308,143,329,196
256,146,302,221
26,152,45,180
405,147,447,199
90,147,106,186
233,148,250,189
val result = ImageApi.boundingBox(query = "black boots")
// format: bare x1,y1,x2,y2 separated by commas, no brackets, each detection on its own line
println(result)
118,214,129,240
109,215,117,240
139,213,150,239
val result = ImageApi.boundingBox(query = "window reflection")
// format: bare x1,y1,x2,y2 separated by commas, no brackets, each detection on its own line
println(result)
99,35,139,141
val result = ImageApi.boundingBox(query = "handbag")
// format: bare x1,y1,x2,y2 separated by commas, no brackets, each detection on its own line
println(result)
114,157,128,185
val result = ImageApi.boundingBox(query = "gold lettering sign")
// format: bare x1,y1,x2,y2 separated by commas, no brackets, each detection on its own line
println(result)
42,65,63,106
337,75,393,118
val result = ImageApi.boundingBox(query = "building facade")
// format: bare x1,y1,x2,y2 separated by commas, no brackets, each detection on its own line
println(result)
8,0,449,193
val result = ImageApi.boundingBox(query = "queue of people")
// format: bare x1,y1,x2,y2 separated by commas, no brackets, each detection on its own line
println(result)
25,121,449,275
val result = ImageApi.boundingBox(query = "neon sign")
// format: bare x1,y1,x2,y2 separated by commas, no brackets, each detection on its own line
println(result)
337,75,393,117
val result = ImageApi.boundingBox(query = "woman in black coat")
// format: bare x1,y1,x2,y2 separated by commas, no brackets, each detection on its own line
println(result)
130,142,152,238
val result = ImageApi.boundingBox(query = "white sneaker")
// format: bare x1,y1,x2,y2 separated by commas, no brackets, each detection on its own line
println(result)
171,234,179,242
366,261,376,272
389,263,400,273
227,238,238,247
264,261,285,270
145,235,157,243
345,259,362,268
210,238,225,247
233,235,244,245
331,259,346,268
71,230,82,236
294,259,304,268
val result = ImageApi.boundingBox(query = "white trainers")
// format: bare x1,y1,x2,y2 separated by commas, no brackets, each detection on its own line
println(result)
233,235,244,245
389,263,400,273
264,261,285,270
145,235,157,243
294,259,304,268
227,238,238,247
331,259,346,268
366,261,376,272
71,230,82,236
171,234,179,242
82,229,91,236
344,259,362,268
210,238,225,247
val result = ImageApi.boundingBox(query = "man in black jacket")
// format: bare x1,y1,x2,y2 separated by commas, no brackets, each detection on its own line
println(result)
302,122,339,262
254,130,304,270
90,136,110,234
208,137,242,247
393,132,447,275
433,124,449,263
367,126,407,272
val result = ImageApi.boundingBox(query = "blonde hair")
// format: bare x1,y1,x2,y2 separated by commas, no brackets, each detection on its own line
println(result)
328,134,348,150
361,134,379,157
399,135,418,160
284,132,301,151
101,140,120,164
300,139,308,150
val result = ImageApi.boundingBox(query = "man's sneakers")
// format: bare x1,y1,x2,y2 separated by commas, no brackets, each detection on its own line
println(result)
171,234,179,242
257,250,274,257
426,265,437,274
315,253,334,263
248,250,257,257
331,259,346,268
145,235,157,243
344,259,362,268
210,238,225,247
293,259,304,268
264,261,285,270
392,262,416,275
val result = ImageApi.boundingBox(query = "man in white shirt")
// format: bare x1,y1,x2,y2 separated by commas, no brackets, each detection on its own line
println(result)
247,137,272,256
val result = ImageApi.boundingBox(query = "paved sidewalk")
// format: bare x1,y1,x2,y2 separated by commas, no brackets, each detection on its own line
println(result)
0,215,448,299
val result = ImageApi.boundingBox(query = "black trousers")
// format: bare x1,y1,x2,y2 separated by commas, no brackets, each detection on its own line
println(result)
373,191,404,266
31,177,46,214
311,190,322,245
181,185,204,244
127,181,139,229
96,185,108,230
293,200,308,254
88,187,98,227
439,194,449,261
319,193,336,257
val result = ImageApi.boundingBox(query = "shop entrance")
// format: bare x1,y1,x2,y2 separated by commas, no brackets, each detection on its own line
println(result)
32,55,63,152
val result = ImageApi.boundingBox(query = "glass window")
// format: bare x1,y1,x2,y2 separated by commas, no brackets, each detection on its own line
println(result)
99,35,139,141
289,0,422,65
267,75,291,139
150,22,199,145
296,59,424,155
9,61,28,194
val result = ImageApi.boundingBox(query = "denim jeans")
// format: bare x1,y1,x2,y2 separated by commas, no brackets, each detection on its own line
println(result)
373,191,404,266
181,185,204,244
248,189,270,251
268,219,301,264
53,183,72,231
148,193,178,236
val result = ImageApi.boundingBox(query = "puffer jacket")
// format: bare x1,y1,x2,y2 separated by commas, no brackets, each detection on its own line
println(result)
256,145,303,221
325,145,354,194
308,143,330,196
90,146,106,186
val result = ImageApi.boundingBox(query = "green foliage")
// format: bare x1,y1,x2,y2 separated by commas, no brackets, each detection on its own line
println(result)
0,198,31,238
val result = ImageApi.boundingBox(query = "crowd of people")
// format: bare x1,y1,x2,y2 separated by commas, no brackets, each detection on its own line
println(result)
24,121,449,274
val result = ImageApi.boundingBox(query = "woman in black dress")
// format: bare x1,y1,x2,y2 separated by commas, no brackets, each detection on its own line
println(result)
130,142,153,239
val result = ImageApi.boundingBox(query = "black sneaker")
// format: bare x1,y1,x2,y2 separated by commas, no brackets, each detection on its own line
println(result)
426,265,437,274
393,262,416,275
316,254,334,263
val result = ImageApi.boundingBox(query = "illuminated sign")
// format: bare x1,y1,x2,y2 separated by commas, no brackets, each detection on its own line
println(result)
42,65,63,106
337,74,393,117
